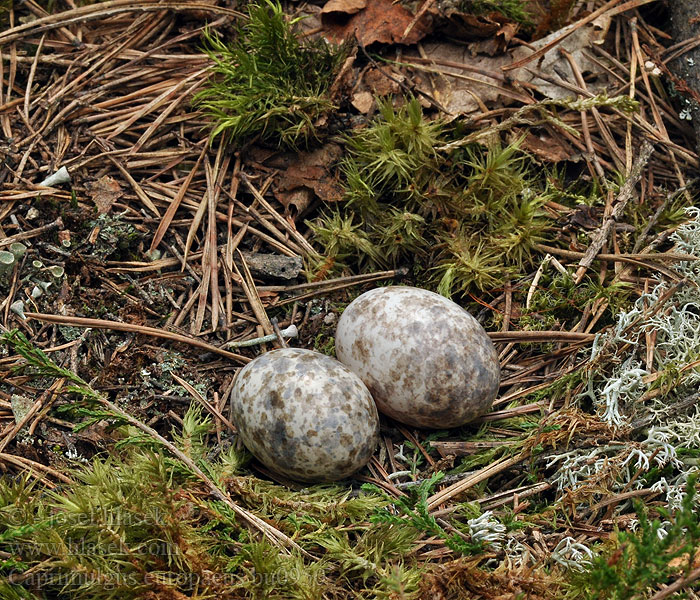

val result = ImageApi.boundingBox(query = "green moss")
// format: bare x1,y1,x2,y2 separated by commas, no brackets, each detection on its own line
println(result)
569,477,700,599
0,331,435,600
308,98,561,297
468,0,533,25
195,1,346,149
522,274,633,334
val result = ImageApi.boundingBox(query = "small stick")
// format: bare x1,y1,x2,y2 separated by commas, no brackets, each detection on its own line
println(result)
401,0,435,41
649,564,700,600
526,254,552,310
226,324,298,349
270,317,289,349
426,455,522,511
24,312,250,363
489,331,595,343
0,217,63,248
535,244,697,263
0,451,73,485
574,141,655,283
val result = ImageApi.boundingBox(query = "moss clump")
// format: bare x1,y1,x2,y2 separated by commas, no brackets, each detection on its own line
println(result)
196,0,345,149
569,476,700,599
308,98,556,297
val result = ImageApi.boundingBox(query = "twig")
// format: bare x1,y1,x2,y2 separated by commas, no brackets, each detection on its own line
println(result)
0,452,73,485
649,564,700,600
24,312,250,363
488,331,595,343
426,455,522,511
574,141,654,283
0,217,63,248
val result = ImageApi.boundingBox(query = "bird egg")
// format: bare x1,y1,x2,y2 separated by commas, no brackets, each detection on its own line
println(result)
335,286,500,428
231,348,379,482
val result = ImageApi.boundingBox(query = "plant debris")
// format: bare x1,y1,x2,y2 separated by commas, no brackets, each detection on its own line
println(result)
1,0,700,598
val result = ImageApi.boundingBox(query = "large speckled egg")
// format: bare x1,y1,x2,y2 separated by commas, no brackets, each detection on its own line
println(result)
335,286,500,429
231,348,379,482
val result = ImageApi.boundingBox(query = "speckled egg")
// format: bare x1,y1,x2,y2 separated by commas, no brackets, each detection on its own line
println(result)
335,286,500,429
231,348,379,482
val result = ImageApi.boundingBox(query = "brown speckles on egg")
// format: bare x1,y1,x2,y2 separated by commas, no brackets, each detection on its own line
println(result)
335,286,500,429
231,348,379,482
269,390,284,409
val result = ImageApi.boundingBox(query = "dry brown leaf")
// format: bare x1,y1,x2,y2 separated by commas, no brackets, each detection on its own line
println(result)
414,42,514,115
321,0,431,46
412,14,610,116
351,90,375,113
519,131,575,162
510,14,612,99
274,144,344,215
87,175,123,215
321,0,366,16
564,205,601,231
495,21,519,52
436,10,502,39
329,52,357,103
363,66,404,96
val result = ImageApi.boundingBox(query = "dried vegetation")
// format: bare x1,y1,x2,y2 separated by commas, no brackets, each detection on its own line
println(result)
1,0,700,598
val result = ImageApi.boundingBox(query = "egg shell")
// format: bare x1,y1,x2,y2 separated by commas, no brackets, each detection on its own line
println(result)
335,286,500,429
231,348,379,482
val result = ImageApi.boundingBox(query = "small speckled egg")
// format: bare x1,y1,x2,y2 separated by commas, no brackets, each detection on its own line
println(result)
231,348,379,482
335,286,500,429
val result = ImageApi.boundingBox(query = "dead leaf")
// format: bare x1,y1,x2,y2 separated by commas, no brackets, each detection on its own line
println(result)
437,11,501,39
563,205,600,230
275,144,344,215
413,42,514,115
363,66,404,96
247,146,280,166
329,52,357,103
321,0,431,46
321,0,367,16
495,22,519,52
508,14,612,99
87,175,123,215
411,14,611,117
519,131,574,162
74,420,112,445
278,188,315,217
